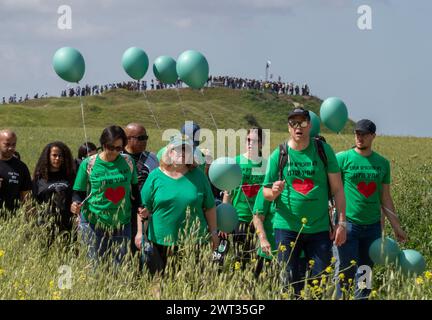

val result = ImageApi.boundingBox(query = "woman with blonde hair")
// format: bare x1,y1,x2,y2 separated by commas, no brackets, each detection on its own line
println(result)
135,135,219,274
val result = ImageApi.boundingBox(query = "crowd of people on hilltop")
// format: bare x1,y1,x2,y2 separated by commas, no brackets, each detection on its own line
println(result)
208,76,311,96
2,92,49,104
1,76,310,106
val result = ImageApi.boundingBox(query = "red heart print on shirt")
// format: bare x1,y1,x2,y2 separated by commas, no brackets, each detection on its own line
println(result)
357,181,376,198
242,183,261,198
292,178,314,195
104,186,126,204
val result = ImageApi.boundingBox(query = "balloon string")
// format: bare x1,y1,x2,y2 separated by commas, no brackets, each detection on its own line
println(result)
142,88,161,129
337,132,353,149
381,205,399,218
78,93,89,151
175,88,187,119
198,87,217,130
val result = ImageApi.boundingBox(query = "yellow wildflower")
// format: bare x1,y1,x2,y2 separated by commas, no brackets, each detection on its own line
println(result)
309,259,315,267
301,217,308,225
339,273,345,281
52,291,61,300
0,249,5,258
290,241,295,248
49,280,55,289
312,279,319,286
350,260,357,266
279,245,287,252
313,286,323,296
416,277,424,285
234,261,241,270
331,256,337,264
251,258,257,263
325,266,333,274
424,271,432,280
320,275,327,285
281,292,289,299
370,290,378,298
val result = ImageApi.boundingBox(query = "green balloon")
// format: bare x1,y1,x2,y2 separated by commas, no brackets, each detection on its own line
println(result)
153,56,178,84
208,157,242,191
309,110,321,137
369,237,400,265
320,97,348,133
176,50,209,89
216,203,239,233
52,47,85,83
397,249,426,277
122,47,149,80
157,146,167,161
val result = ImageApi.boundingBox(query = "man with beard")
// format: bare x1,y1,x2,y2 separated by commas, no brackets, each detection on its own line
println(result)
335,119,407,299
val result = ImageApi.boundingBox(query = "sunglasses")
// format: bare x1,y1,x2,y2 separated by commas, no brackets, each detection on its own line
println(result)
288,120,309,129
128,135,149,141
105,145,123,152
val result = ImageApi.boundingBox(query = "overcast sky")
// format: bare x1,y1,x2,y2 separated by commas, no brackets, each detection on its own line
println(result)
0,0,431,137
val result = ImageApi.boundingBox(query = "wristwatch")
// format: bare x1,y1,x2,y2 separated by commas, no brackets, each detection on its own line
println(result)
338,221,347,228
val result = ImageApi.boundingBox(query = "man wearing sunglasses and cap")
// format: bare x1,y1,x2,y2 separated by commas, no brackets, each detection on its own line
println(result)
124,123,159,255
263,107,347,295
335,119,407,299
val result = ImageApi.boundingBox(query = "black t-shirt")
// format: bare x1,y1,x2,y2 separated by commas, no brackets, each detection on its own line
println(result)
33,171,73,213
0,157,32,211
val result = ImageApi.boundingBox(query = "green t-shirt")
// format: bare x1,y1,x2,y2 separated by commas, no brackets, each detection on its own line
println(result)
337,149,391,225
263,140,340,234
253,187,275,260
73,154,138,228
231,154,267,223
141,167,215,246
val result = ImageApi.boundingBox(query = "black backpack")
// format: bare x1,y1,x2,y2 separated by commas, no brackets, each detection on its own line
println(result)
278,137,335,231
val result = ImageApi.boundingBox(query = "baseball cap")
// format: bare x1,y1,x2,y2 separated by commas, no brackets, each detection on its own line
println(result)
181,121,201,147
169,135,194,148
355,119,376,134
287,107,310,121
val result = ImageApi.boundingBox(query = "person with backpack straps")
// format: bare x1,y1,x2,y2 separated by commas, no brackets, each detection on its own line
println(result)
124,122,159,256
70,125,141,267
263,107,347,295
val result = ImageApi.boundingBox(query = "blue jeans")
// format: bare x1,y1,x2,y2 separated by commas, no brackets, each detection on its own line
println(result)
79,220,131,267
275,229,332,295
335,220,381,299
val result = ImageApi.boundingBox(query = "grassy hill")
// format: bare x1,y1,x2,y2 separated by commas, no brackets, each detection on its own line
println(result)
0,88,432,300
0,88,355,133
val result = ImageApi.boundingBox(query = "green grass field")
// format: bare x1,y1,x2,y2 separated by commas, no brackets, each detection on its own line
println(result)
0,88,431,300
